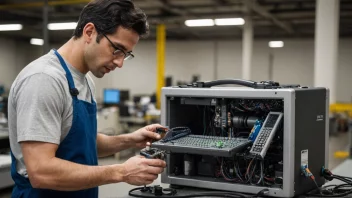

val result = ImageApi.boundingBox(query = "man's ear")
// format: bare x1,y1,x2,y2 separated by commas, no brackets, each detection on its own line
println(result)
82,22,97,44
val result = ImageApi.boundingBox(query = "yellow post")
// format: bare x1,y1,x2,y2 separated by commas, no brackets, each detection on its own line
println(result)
156,24,166,109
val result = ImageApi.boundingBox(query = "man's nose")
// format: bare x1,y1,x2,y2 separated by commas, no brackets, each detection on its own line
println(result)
113,56,124,69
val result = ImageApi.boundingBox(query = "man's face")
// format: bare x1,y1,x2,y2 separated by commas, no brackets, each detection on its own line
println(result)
84,26,139,78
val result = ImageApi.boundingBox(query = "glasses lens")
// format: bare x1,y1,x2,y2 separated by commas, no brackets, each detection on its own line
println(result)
124,53,134,61
113,49,124,56
113,49,134,60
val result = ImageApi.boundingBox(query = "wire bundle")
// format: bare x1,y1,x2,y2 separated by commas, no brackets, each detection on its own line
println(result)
306,169,352,197
243,157,265,185
220,158,241,182
215,156,272,187
231,99,283,113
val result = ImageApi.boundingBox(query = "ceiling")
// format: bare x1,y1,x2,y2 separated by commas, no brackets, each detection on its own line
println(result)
0,0,351,43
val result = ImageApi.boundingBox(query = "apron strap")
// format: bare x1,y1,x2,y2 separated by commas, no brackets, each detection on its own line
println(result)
54,50,79,97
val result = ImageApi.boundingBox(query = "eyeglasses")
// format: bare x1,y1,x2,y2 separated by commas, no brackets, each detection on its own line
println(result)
102,34,134,61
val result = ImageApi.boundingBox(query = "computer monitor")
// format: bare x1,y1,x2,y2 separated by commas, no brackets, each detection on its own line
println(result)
192,75,200,83
150,93,156,103
103,89,120,105
133,95,142,104
119,90,130,102
165,76,173,87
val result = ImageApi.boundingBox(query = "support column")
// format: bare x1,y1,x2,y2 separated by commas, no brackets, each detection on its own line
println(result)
43,0,49,54
213,41,218,80
242,7,253,80
156,24,166,109
314,0,340,104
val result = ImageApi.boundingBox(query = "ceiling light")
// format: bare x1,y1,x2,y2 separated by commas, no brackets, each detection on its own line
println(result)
30,38,44,46
269,41,284,48
0,24,22,31
215,18,245,26
185,19,214,27
48,22,77,30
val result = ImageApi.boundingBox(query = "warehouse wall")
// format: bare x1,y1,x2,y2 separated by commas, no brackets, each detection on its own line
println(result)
93,39,315,101
0,38,36,93
337,40,352,102
1,37,351,102
93,38,351,102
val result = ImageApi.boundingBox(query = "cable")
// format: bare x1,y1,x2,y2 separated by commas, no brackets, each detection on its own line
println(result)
254,189,269,197
160,127,192,142
301,167,323,196
234,161,244,182
306,168,352,197
257,160,264,185
128,186,250,198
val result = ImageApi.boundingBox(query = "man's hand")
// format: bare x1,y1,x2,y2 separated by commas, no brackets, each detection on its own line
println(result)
121,155,166,186
128,124,164,148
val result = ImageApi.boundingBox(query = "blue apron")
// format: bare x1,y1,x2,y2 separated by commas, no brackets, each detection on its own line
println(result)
10,50,99,198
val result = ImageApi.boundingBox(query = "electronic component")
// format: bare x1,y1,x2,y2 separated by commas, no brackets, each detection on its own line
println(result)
232,115,260,128
214,105,221,127
221,99,227,128
156,127,168,134
157,79,328,197
184,154,195,176
156,127,168,139
140,148,166,160
248,120,262,141
153,135,252,157
250,112,283,158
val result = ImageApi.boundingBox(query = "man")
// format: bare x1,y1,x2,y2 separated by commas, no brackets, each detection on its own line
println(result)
8,0,166,197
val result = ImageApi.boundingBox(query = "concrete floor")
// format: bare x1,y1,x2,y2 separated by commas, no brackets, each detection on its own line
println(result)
0,132,350,198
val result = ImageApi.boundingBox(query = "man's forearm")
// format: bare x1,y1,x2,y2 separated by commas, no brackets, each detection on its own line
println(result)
30,157,125,191
97,133,134,157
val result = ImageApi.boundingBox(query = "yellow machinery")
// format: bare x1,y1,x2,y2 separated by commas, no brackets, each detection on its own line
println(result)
330,103,352,118
330,103,352,159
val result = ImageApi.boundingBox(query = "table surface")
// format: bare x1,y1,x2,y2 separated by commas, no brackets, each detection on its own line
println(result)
113,159,352,198
0,128,8,140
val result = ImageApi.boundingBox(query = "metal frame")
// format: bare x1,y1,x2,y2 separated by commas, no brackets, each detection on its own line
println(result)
325,89,330,168
160,87,297,197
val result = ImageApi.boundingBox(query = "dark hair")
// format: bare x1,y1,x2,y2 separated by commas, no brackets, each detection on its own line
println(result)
73,0,149,42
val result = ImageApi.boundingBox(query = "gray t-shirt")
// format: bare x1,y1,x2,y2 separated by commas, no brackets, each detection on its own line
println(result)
8,50,96,177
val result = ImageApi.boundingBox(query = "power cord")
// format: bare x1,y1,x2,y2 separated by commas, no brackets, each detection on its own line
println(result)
301,166,323,195
305,167,352,197
129,185,268,198
254,189,269,197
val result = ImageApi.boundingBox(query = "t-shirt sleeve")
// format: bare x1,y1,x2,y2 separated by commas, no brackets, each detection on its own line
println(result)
14,73,65,144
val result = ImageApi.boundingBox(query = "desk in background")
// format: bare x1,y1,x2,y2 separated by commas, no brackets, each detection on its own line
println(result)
0,128,13,189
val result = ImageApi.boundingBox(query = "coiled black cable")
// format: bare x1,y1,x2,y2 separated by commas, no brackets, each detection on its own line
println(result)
128,186,249,198
160,127,191,143
307,173,352,197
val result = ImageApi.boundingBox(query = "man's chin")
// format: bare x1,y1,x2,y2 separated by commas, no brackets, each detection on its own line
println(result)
91,71,105,78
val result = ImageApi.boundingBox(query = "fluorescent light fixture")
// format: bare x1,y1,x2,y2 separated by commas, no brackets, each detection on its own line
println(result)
269,41,284,48
48,22,77,30
215,18,245,26
30,38,44,46
185,19,214,27
0,24,22,31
